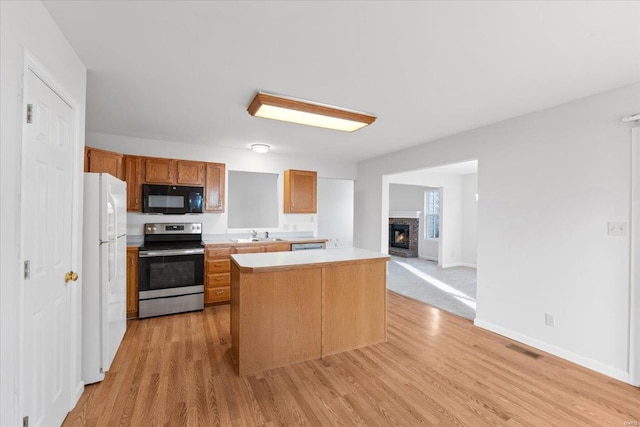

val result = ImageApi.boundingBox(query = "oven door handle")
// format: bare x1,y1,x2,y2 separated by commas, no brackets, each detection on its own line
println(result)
139,248,205,257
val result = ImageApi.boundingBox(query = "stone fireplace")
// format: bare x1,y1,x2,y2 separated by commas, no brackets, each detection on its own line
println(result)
388,215,419,257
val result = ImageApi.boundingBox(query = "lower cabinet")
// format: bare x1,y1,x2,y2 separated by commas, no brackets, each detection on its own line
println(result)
206,246,232,304
204,243,291,304
126,247,139,318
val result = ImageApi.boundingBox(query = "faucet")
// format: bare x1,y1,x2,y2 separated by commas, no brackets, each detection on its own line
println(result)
250,229,258,238
264,231,269,239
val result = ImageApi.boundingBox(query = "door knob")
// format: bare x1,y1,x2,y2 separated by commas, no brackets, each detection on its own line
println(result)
64,271,79,283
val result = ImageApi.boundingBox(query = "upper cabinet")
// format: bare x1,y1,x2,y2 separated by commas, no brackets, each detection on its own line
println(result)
124,156,144,211
284,169,317,213
86,147,227,213
144,157,175,184
85,147,123,180
205,163,225,212
176,160,205,185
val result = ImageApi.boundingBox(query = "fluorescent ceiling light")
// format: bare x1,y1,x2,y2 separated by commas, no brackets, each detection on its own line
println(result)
247,92,376,132
251,143,270,153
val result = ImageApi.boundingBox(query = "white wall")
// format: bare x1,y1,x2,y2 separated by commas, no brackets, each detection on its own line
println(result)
461,173,478,267
1,1,87,425
356,83,640,382
87,132,357,236
318,178,354,248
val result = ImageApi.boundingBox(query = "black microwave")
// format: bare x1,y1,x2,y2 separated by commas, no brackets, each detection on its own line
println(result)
142,184,204,214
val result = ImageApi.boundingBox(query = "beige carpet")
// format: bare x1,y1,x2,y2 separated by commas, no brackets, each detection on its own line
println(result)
386,256,477,320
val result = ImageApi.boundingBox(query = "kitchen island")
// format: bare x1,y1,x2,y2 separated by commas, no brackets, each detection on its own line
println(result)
230,248,390,376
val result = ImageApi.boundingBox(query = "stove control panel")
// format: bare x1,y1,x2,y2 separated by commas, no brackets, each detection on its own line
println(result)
144,223,202,235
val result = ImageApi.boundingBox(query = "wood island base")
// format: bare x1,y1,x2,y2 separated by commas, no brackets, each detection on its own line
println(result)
230,248,389,376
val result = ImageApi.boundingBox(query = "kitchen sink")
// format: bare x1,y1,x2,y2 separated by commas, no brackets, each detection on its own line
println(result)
231,238,284,243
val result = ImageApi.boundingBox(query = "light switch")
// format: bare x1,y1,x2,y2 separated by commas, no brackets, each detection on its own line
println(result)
607,221,627,236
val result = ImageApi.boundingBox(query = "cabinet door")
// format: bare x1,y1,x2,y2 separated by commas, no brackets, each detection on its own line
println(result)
205,163,225,212
126,248,138,317
144,157,175,184
207,259,230,273
176,160,205,185
206,285,230,304
124,156,143,211
87,147,124,180
233,245,267,254
266,243,291,252
284,169,317,213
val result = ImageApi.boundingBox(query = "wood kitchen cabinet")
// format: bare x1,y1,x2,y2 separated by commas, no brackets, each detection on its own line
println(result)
205,246,232,304
126,247,139,318
204,242,291,305
204,163,225,212
266,242,291,252
176,160,205,185
85,146,124,180
144,157,175,184
284,169,317,213
233,246,267,254
124,155,144,211
86,148,226,211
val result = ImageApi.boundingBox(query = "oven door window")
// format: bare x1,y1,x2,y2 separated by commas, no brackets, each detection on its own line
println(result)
139,254,204,291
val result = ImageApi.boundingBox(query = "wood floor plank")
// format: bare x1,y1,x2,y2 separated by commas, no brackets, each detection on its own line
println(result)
63,292,640,426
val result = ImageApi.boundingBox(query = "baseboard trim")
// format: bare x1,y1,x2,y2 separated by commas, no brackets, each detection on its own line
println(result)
72,382,84,407
440,262,476,268
473,318,630,383
419,256,438,262
441,262,463,268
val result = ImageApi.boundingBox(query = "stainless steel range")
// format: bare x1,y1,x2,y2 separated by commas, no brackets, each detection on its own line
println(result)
138,223,204,318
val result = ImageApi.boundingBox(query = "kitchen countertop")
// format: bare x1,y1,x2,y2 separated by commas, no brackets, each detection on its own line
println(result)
127,235,327,248
230,247,389,273
203,237,328,247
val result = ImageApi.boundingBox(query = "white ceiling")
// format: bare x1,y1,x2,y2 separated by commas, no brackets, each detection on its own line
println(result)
43,1,640,162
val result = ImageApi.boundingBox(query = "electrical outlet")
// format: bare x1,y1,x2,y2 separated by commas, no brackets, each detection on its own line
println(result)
545,313,555,328
608,221,627,236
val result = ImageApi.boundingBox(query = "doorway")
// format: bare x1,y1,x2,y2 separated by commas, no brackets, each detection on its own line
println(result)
383,160,478,319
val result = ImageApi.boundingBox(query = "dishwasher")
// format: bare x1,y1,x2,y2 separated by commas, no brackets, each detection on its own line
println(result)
291,242,326,251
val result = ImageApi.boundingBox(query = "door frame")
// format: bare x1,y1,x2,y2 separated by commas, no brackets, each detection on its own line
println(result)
631,126,640,386
17,49,85,421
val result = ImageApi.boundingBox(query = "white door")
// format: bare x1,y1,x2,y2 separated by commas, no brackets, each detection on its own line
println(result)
22,69,75,426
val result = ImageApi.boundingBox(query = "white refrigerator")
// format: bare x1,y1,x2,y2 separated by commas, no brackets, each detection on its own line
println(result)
82,173,127,384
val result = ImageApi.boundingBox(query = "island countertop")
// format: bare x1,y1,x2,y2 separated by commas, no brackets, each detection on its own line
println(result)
230,247,390,273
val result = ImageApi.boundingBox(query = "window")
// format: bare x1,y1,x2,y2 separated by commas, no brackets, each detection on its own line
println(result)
425,190,440,240
228,171,279,228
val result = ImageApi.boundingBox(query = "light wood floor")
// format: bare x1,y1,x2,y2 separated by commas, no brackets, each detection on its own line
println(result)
63,292,640,426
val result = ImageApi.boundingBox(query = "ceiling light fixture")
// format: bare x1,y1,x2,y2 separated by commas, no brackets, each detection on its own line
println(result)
247,92,376,132
251,143,270,153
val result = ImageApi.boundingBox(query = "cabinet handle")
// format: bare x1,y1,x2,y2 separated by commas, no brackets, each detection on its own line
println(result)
215,276,223,281
130,258,133,266
215,289,224,294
